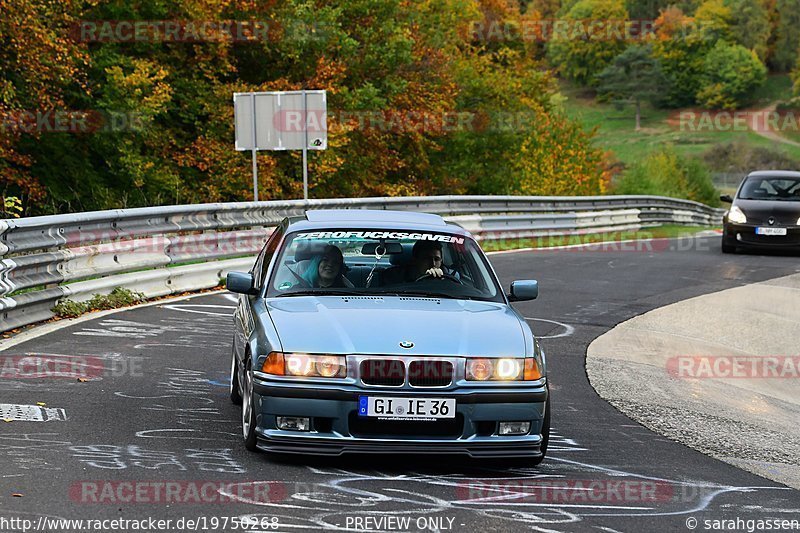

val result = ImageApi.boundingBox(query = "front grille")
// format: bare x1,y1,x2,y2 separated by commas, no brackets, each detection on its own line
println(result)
349,412,464,438
408,360,453,387
360,359,405,386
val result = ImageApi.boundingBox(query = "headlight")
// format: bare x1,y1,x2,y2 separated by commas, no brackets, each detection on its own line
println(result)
797,217,800,225
261,352,346,378
315,355,344,377
495,358,523,379
466,359,494,381
728,205,747,224
466,358,541,381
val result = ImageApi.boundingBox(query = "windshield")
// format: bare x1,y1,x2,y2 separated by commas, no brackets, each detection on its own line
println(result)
738,177,800,201
266,229,503,302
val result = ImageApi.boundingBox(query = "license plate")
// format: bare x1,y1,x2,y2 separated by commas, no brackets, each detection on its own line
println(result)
358,396,456,420
756,227,787,236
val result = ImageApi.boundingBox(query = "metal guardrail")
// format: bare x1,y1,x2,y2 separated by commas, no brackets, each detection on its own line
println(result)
0,195,724,332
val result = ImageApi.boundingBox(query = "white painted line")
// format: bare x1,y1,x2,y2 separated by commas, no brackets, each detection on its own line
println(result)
596,526,625,533
0,403,67,422
134,428,238,440
161,304,236,317
524,318,576,339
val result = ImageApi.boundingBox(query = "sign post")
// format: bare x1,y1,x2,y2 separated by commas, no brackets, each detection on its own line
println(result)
233,90,327,201
250,93,258,201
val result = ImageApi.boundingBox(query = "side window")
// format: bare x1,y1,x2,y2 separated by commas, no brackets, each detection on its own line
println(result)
254,225,284,289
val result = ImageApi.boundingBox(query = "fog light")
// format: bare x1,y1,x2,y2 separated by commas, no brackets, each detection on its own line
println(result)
277,416,310,431
498,421,531,436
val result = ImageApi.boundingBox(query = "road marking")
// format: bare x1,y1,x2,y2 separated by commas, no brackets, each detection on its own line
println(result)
0,403,67,422
161,304,236,317
134,429,238,440
524,318,576,339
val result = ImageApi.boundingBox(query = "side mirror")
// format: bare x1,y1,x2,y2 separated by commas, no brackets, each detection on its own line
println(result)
227,271,258,295
508,280,538,302
719,194,733,203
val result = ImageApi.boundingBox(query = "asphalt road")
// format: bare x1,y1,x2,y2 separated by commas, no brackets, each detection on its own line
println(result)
1,235,799,533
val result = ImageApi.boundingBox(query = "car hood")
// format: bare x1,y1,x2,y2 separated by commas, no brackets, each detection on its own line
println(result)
266,296,527,357
734,199,800,225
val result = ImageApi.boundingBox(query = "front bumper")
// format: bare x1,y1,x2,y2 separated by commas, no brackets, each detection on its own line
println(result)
723,222,800,249
251,379,548,458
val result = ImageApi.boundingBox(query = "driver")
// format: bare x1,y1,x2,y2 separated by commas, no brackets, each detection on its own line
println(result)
382,241,460,284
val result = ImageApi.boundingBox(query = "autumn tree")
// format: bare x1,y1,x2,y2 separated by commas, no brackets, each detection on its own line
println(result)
0,0,86,214
693,0,733,42
651,6,710,107
2,0,609,213
546,0,630,86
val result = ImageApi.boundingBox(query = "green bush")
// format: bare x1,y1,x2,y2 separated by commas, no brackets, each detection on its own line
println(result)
52,287,146,318
695,42,767,110
614,146,720,206
86,287,145,311
52,299,87,319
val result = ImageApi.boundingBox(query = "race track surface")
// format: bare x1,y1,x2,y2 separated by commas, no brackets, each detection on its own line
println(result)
1,235,799,532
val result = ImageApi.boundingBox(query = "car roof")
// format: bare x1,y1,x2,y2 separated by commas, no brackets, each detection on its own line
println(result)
746,170,800,179
284,209,471,236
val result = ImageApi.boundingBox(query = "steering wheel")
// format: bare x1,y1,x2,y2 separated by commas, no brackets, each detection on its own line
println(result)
414,273,463,284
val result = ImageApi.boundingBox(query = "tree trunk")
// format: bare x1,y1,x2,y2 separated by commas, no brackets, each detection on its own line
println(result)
635,99,641,131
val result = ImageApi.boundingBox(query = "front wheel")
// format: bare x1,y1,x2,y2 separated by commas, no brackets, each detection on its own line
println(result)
721,241,736,254
242,360,258,452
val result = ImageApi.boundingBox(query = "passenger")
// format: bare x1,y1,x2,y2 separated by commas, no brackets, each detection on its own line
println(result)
382,241,460,284
300,245,353,288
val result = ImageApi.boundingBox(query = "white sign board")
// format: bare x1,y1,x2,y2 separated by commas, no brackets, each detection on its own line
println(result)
234,90,327,151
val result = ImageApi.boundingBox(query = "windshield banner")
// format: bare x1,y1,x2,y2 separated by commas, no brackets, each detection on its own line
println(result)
294,231,465,244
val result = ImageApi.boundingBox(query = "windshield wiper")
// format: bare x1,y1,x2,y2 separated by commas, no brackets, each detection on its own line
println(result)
276,290,361,297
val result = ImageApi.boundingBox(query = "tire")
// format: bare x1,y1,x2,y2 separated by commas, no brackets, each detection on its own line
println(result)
241,359,259,452
721,241,736,254
530,394,550,467
229,345,243,405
